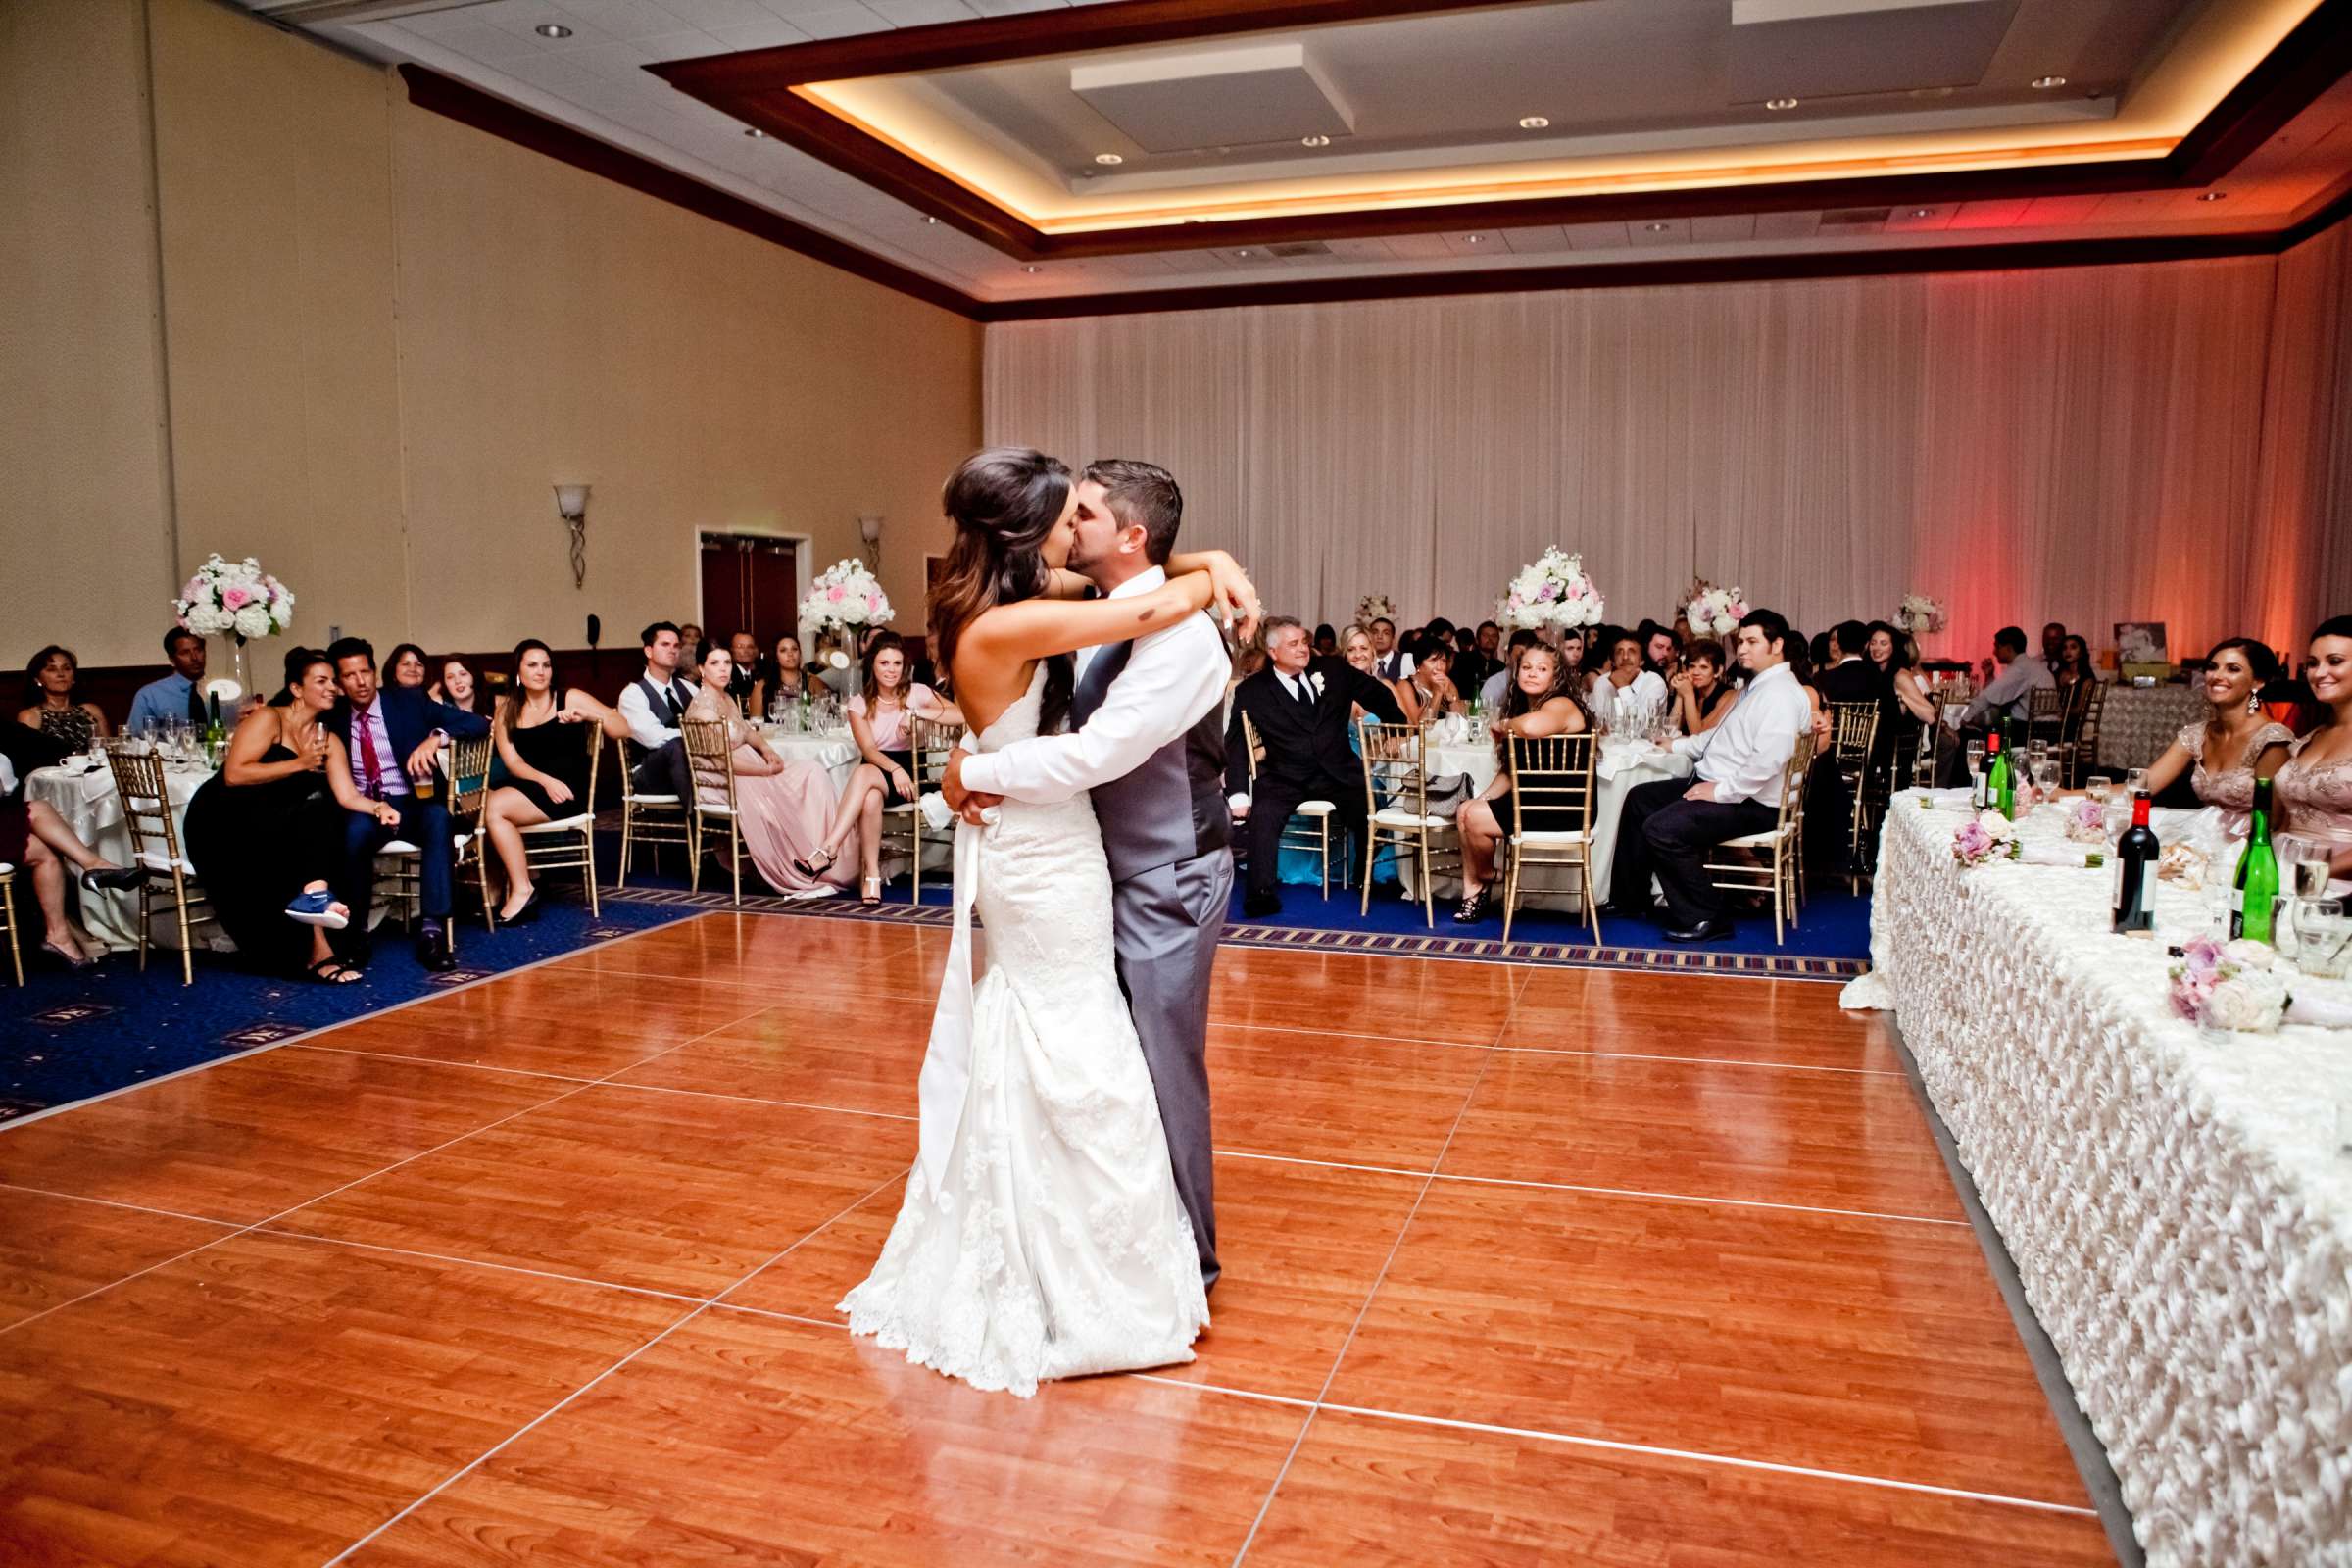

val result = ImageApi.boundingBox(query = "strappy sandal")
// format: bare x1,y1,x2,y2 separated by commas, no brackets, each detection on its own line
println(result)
861,875,883,906
306,957,363,985
793,845,839,880
1452,882,1495,924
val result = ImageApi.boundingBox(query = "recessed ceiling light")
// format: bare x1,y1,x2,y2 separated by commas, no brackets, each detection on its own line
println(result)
1464,234,1482,244
534,23,571,38
1910,208,1934,218
1518,116,1549,130
1094,153,1123,166
1909,86,1953,99
924,216,940,224
2198,191,2228,202
1236,249,1252,258
1300,135,1330,148
743,127,766,138
1023,265,1041,273
2032,75,2067,90
1644,221,1670,233
1765,97,1798,112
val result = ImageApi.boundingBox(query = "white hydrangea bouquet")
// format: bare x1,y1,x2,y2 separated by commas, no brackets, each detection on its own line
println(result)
174,554,293,643
1500,549,1603,631
1896,592,1946,635
801,559,893,633
1686,583,1749,638
1355,594,1396,626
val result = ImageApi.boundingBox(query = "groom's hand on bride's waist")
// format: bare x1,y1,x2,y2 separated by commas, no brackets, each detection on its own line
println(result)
942,752,1003,824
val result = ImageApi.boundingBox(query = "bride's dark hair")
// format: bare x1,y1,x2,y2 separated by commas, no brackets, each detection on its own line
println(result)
930,446,1075,734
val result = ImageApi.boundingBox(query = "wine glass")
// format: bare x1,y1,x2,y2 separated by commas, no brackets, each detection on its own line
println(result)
2086,774,2114,806
2032,759,2060,805
2125,768,2147,799
2296,901,2350,979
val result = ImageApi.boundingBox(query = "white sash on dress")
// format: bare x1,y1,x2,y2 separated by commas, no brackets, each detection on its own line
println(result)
915,809,991,1201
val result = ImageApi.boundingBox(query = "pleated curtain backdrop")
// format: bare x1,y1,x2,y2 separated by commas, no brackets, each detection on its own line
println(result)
985,221,2352,665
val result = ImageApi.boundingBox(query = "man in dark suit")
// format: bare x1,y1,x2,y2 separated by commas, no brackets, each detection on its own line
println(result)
323,636,491,971
1225,616,1405,918
1814,619,1884,707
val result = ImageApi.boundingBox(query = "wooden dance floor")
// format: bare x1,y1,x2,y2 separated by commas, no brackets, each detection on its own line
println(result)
0,914,2113,1565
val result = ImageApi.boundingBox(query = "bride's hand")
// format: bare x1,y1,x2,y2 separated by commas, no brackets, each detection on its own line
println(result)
1200,551,1259,630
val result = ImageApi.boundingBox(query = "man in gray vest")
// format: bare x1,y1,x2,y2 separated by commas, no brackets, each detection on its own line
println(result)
943,459,1240,1290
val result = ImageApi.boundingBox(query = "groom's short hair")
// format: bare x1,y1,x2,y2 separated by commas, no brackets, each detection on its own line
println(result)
1083,459,1182,564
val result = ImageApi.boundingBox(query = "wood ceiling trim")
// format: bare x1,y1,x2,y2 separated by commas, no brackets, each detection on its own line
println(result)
650,0,2352,263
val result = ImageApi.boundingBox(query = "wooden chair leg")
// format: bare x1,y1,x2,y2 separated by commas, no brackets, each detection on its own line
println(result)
1584,858,1603,947
583,829,600,916
687,817,703,894
137,881,151,974
1500,839,1519,944
1360,834,1378,916
618,811,635,889
172,875,194,986
1418,835,1435,928
730,824,742,907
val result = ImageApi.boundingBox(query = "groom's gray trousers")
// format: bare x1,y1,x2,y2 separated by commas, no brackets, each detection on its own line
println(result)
1110,847,1231,1289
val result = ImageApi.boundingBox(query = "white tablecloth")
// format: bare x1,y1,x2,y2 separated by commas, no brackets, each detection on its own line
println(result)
1843,794,2352,1567
1411,738,1692,906
754,729,861,791
25,761,214,952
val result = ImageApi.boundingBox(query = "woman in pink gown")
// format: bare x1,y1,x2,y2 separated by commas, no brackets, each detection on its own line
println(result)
682,645,857,897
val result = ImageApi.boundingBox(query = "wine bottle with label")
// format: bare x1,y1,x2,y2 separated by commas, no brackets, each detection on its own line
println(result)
1987,726,2013,819
2231,777,2279,943
2112,792,2159,935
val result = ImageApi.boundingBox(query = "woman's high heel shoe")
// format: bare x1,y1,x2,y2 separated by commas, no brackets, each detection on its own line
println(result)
1453,882,1495,924
793,845,839,880
861,875,883,906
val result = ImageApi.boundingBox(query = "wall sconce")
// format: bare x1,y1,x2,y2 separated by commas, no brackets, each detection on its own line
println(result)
554,484,590,589
858,514,883,571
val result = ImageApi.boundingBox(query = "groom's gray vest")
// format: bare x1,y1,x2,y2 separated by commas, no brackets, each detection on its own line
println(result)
1070,628,1229,882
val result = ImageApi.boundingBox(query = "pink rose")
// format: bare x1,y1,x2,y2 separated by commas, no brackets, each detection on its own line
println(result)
828,586,846,602
222,587,251,609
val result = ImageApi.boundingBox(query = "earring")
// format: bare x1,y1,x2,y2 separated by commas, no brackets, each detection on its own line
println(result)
2248,693,2262,715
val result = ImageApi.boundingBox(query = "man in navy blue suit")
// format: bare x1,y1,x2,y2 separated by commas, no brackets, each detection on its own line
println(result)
324,636,491,972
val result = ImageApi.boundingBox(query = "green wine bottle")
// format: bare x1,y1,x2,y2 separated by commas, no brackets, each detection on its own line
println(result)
1987,725,2014,820
2232,776,2279,943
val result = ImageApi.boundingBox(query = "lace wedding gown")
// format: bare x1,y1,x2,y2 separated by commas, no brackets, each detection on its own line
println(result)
840,666,1209,1396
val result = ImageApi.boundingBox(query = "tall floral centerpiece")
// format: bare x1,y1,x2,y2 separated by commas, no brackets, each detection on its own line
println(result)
801,559,893,645
1354,594,1396,629
1895,593,1946,637
1686,583,1750,639
173,554,294,711
1500,549,1604,632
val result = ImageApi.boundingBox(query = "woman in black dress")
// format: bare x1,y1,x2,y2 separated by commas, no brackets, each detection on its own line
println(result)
183,650,360,981
481,639,629,924
1451,643,1591,923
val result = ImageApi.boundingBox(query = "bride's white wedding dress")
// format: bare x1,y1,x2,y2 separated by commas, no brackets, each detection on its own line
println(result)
840,665,1209,1396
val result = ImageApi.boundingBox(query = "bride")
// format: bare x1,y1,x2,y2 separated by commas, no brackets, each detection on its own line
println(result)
839,447,1257,1396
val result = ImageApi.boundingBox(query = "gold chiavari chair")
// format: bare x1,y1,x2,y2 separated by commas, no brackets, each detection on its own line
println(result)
2068,680,2109,788
681,717,743,906
2027,684,2069,751
102,741,215,985
615,735,692,886
438,734,497,945
516,722,601,917
1357,719,1454,927
0,863,21,985
876,718,958,905
1704,732,1815,947
1829,701,1881,892
1240,710,1339,898
1499,730,1598,945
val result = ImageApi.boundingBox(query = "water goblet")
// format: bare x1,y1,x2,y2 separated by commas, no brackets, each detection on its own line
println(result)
2032,760,2060,806
2085,775,2114,807
2295,901,2349,979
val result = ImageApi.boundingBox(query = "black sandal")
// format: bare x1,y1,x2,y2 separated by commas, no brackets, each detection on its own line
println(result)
1453,882,1495,924
792,846,838,879
306,957,363,985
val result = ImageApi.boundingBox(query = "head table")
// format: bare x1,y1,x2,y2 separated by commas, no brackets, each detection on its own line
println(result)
1843,792,2352,1566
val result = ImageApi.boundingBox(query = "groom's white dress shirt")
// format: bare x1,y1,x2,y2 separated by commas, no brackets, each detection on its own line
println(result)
956,565,1227,804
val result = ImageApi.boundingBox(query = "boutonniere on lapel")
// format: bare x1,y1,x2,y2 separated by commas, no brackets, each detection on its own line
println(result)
1306,671,1325,701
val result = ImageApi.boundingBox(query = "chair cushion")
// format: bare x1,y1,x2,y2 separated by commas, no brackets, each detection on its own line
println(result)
696,802,736,817
1293,800,1337,817
1512,829,1590,846
521,813,593,833
1720,826,1793,849
1373,808,1451,829
377,840,421,856
628,793,681,806
133,849,197,875
0,862,13,876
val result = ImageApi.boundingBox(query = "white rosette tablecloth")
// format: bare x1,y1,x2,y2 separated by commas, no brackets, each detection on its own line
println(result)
26,760,213,952
1845,794,2352,1567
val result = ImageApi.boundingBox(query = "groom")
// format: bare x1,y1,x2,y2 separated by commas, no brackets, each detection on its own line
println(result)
943,459,1239,1290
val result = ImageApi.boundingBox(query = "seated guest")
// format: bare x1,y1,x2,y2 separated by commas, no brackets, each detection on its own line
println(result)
681,644,858,898
1587,629,1667,729
1960,625,2053,729
1370,617,1413,682
428,656,483,715
1867,620,1944,785
322,636,491,972
2050,632,2096,724
1814,620,1881,706
764,632,824,713
265,645,318,708
1226,616,1405,918
722,630,763,711
1452,619,1503,696
480,640,630,923
2040,620,2067,668
1452,643,1590,922
1396,635,1461,723
678,622,707,670
1642,620,1682,683
1669,638,1739,735
1554,625,1589,683
0,736,142,970
2269,617,2352,889
799,631,956,904
1424,618,1459,657
384,643,429,691
615,620,699,799
2136,638,2293,837
18,645,108,751
1605,609,1812,942
184,650,360,982
1482,630,1541,709
1312,623,1339,658
128,628,212,734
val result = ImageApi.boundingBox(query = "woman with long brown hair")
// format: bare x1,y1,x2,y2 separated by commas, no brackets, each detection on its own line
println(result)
796,630,958,904
839,446,1256,1398
1451,642,1591,922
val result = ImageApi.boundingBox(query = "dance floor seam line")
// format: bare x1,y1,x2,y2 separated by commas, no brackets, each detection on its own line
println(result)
1227,967,1527,1567
0,1179,232,1230
251,1225,714,1307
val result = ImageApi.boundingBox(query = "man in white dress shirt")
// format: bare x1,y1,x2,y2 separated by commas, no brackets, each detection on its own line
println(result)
1605,608,1814,943
941,460,1242,1290
1960,625,2053,730
615,621,701,799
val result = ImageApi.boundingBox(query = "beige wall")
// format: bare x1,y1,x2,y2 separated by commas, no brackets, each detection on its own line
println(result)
0,0,980,681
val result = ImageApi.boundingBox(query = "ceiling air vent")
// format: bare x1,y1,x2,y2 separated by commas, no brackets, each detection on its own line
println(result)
1268,242,1334,259
1821,207,1893,225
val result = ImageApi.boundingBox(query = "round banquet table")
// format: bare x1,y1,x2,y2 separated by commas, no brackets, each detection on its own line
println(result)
25,760,218,953
1844,791,2352,1566
1410,736,1693,907
752,725,950,879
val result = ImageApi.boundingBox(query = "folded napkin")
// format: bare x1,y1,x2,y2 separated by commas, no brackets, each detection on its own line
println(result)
2285,989,2352,1030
